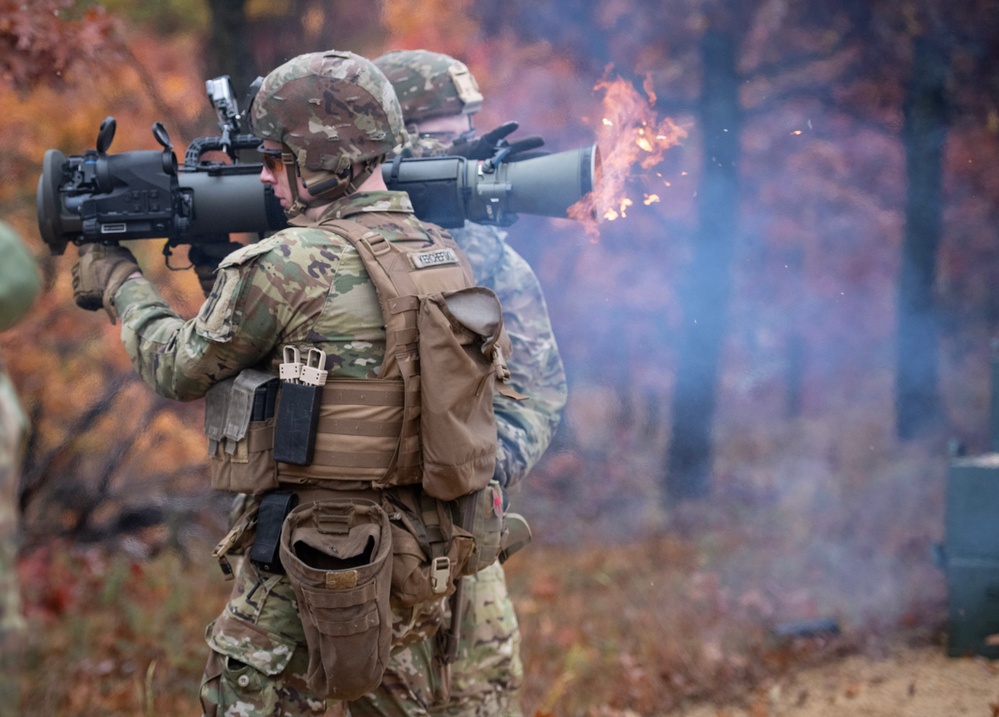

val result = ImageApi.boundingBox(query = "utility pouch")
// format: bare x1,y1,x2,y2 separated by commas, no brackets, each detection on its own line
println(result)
387,490,475,607
249,490,299,573
460,480,506,575
205,369,279,494
279,498,393,700
418,288,510,501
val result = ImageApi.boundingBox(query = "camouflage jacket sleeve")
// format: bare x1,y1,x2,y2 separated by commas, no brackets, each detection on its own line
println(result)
0,364,27,634
452,224,567,492
113,229,347,401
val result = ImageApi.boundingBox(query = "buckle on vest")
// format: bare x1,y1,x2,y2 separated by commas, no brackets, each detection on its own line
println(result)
430,556,451,594
316,505,352,535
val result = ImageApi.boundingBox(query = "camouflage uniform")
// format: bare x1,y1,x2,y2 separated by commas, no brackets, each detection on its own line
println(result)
115,190,457,716
0,221,40,705
375,50,568,717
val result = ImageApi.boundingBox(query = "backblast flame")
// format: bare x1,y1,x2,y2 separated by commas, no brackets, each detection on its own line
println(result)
570,73,687,235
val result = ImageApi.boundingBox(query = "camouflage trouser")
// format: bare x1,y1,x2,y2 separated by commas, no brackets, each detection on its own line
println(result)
200,559,448,717
430,562,523,717
0,367,26,711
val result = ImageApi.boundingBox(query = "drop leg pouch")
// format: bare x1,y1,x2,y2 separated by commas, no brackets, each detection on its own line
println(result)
279,498,393,701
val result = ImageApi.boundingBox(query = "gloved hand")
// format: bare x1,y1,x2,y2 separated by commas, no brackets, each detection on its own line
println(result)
449,121,547,162
189,241,243,298
71,243,141,324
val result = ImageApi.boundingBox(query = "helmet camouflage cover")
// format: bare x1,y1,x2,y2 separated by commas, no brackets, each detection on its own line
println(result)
374,49,483,122
250,50,408,174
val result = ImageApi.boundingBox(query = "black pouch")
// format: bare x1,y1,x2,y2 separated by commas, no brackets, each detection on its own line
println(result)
249,491,299,573
273,382,322,465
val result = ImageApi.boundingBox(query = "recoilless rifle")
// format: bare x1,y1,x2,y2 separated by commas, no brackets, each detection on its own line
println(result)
36,76,600,263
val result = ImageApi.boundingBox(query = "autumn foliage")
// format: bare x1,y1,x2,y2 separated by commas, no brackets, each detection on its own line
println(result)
0,0,117,91
4,0,998,714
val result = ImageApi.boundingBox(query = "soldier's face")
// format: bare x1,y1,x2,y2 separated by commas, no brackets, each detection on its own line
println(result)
414,114,474,146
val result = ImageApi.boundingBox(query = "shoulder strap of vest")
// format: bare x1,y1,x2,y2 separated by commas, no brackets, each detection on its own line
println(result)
319,219,475,379
317,219,411,381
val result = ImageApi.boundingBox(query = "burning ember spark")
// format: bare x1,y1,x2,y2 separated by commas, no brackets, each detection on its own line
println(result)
569,73,687,235
644,194,660,205
643,74,658,107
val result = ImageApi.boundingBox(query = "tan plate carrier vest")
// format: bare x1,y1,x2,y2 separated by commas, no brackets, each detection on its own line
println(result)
272,218,512,499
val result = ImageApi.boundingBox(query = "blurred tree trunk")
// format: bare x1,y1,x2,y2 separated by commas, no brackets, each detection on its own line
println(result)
664,28,741,501
895,36,948,440
204,0,257,100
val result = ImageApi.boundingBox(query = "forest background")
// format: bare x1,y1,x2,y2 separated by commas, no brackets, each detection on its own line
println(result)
4,0,999,714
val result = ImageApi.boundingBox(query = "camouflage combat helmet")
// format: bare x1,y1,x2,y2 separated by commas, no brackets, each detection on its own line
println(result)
373,50,483,122
250,50,407,214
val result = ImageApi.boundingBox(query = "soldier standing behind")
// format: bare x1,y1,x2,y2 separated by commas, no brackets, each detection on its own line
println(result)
375,49,568,717
0,220,40,703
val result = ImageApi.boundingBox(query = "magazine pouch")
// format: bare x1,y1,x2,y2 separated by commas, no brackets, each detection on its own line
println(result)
205,369,278,494
279,498,392,700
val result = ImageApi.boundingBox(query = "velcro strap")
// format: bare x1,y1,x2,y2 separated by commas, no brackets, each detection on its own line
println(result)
387,295,419,314
322,384,404,406
391,327,419,346
310,449,395,469
317,417,402,437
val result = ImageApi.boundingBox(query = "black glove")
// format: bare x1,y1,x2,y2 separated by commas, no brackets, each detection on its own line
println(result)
499,136,548,162
189,242,243,298
449,121,546,163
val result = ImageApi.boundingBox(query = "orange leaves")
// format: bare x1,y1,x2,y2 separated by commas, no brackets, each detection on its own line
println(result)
0,0,119,92
380,0,479,59
17,540,230,715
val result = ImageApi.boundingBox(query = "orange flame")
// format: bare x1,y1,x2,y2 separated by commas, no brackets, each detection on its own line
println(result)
569,72,687,235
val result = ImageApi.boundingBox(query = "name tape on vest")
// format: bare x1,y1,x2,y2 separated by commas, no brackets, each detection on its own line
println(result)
410,248,459,270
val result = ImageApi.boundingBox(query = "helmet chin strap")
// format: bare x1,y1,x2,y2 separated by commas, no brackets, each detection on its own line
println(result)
283,154,384,219
280,149,310,220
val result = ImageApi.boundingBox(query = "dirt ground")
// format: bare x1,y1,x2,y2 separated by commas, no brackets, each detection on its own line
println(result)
682,642,999,717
